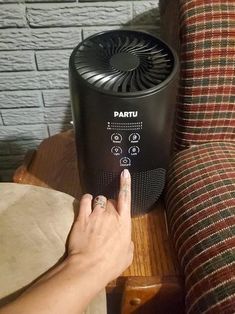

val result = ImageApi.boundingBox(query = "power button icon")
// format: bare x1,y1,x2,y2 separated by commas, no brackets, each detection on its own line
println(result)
120,157,131,167
111,133,122,143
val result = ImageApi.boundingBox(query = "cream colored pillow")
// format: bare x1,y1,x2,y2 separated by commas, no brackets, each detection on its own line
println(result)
0,183,106,313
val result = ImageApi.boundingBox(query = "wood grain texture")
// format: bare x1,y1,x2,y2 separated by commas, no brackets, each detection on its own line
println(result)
14,130,184,313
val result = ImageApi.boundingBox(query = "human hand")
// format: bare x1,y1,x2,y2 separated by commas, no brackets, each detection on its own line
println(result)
68,169,133,285
0,170,133,314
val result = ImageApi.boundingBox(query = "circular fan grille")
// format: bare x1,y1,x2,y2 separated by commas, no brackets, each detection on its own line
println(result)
73,30,175,94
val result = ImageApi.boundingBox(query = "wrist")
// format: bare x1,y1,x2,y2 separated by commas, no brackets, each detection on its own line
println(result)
64,254,109,288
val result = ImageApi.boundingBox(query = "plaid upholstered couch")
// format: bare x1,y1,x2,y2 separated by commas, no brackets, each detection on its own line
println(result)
161,0,235,313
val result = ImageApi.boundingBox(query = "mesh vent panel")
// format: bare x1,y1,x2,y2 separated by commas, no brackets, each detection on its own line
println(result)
87,168,166,215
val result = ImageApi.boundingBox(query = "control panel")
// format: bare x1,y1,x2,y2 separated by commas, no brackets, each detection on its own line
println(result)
109,129,141,167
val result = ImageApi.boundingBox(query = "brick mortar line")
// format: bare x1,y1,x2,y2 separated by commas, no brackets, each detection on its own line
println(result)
33,51,39,70
0,25,159,32
47,124,51,137
0,112,4,125
41,90,46,107
25,4,31,29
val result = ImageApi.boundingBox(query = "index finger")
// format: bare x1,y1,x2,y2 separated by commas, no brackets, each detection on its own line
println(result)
117,169,131,217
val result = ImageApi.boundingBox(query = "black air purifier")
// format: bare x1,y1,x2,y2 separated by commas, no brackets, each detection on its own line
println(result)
69,30,178,215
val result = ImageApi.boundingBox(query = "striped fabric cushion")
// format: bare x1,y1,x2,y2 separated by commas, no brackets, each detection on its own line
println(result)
176,0,235,150
165,142,235,313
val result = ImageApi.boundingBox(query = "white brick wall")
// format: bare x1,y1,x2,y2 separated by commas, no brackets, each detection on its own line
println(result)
0,51,36,71
0,0,160,181
36,50,72,70
26,3,132,27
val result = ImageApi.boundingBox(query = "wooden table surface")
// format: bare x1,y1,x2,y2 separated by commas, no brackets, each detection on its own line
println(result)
14,130,184,314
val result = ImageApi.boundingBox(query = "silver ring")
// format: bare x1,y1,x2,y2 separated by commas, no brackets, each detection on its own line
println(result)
93,196,106,209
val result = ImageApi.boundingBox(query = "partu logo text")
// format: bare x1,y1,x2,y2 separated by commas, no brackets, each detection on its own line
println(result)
114,111,138,118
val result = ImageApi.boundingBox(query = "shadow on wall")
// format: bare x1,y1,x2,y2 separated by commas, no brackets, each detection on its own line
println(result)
0,7,161,183
122,7,160,36
0,137,40,182
0,106,72,182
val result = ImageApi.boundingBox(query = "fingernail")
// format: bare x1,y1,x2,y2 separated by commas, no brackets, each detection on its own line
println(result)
122,169,130,178
83,193,93,200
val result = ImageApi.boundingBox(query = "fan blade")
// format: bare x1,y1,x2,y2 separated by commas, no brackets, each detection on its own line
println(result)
103,72,124,90
94,72,122,88
112,72,128,92
121,72,132,92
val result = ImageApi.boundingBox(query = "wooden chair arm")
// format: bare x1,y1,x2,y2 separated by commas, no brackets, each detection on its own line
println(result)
13,150,36,183
121,276,184,314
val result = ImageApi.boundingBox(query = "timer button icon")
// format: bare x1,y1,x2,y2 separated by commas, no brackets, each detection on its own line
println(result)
120,157,131,167
111,133,122,143
111,146,122,156
129,133,140,143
